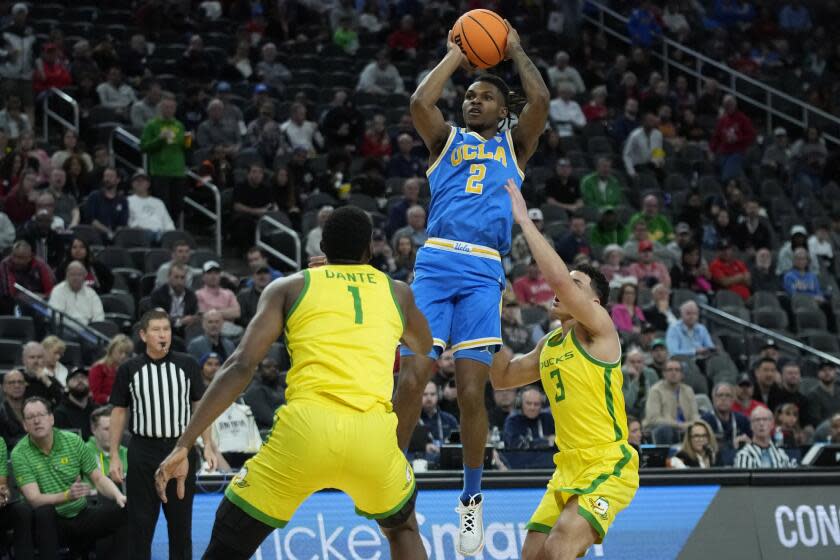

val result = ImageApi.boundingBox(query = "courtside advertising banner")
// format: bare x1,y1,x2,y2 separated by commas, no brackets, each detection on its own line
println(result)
155,486,719,559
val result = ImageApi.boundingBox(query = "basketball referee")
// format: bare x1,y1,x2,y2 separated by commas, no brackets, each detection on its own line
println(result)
108,309,218,560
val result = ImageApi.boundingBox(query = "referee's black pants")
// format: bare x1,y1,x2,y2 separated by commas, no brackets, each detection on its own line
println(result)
128,435,197,560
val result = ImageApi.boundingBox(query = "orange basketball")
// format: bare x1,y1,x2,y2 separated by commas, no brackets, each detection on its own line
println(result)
452,9,508,70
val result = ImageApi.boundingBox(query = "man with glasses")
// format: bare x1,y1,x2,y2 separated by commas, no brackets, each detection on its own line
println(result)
11,396,128,559
734,406,795,469
643,359,699,444
702,382,752,466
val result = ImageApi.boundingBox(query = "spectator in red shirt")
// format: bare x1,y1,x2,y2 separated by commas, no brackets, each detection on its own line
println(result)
709,238,752,301
513,258,555,308
360,114,392,159
709,95,756,181
88,335,134,405
33,43,72,96
0,239,55,314
3,169,38,226
627,240,671,288
582,85,609,122
386,15,419,59
732,374,765,417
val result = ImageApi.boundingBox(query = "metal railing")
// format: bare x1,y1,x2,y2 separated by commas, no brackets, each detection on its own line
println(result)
256,214,301,271
583,1,840,145
699,302,840,367
14,283,111,347
109,127,222,256
41,88,79,142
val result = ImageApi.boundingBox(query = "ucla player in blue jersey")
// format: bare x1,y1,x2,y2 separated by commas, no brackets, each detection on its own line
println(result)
393,21,549,556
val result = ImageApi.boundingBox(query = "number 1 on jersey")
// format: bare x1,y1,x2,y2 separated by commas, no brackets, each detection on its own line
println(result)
346,285,363,324
549,369,566,402
465,164,486,194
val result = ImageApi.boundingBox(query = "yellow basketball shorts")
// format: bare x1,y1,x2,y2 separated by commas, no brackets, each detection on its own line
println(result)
526,442,639,546
225,398,416,528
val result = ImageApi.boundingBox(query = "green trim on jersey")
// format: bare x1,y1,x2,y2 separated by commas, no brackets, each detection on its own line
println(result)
603,367,623,441
285,269,310,322
545,327,568,347
570,328,620,368
557,444,633,495
386,278,405,329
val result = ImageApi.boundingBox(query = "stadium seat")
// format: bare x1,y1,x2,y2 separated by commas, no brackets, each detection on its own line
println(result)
790,294,820,313
0,339,20,369
113,228,151,249
795,309,827,333
0,316,35,343
144,249,172,274
714,290,746,309
752,308,789,331
804,334,840,354
63,342,83,367
749,290,782,310
89,320,121,339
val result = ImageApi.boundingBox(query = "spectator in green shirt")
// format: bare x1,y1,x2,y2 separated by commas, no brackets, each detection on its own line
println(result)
581,156,624,209
84,405,128,486
0,434,34,560
628,194,674,243
140,94,188,226
589,207,628,248
12,397,128,559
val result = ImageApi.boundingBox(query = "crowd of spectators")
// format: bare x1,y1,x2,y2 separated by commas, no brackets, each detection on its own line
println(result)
0,10,839,550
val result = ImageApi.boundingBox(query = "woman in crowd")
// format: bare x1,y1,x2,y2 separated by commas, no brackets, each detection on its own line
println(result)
50,128,94,172
62,154,93,199
611,282,646,336
775,403,808,447
89,335,135,405
671,420,719,468
57,236,114,294
391,233,416,282
670,242,712,299
41,335,69,386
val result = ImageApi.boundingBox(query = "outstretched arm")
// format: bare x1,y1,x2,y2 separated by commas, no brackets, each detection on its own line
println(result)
489,342,544,390
507,22,550,167
504,180,614,338
409,32,466,159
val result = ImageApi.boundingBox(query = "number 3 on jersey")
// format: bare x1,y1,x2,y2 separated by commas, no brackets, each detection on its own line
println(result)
465,163,486,194
549,368,566,402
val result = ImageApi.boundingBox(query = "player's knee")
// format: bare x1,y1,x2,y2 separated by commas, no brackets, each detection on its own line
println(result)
456,383,487,411
544,528,591,560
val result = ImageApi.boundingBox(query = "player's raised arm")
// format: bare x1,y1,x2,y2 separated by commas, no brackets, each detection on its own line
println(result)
409,32,465,157
489,341,544,390
505,22,550,167
391,279,433,357
504,180,614,337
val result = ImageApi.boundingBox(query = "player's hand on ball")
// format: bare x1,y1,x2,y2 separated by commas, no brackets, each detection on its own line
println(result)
447,30,472,71
155,445,190,503
504,178,529,224
503,20,521,59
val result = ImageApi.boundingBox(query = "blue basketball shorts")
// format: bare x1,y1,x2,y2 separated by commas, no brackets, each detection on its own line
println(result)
400,239,505,365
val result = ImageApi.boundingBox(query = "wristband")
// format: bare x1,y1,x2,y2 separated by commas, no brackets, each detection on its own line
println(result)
63,489,71,502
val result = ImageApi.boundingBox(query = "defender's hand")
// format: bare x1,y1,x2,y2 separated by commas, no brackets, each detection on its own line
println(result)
504,178,529,225
155,446,190,503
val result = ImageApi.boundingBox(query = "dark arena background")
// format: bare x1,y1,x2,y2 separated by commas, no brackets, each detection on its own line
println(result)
0,0,839,558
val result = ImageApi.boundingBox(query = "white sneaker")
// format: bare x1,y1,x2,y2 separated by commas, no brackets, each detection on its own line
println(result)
455,494,485,556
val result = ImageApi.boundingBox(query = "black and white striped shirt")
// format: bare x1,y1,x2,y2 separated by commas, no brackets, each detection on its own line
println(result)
734,442,795,469
109,352,204,438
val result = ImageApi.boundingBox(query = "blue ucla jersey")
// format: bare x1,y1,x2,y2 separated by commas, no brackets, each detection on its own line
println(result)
425,126,525,255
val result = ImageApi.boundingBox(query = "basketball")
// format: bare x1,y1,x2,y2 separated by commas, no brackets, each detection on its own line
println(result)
452,9,509,69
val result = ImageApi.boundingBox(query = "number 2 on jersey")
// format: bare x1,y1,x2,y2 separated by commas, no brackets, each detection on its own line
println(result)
465,164,486,194
548,369,566,402
346,285,363,324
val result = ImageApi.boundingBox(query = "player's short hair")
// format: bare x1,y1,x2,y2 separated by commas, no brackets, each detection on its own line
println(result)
573,263,609,310
321,206,372,263
472,74,511,109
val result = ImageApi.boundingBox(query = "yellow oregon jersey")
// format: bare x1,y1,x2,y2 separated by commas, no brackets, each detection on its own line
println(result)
284,264,404,412
539,326,628,450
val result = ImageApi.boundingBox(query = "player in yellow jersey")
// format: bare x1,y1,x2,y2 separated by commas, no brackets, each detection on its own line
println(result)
153,206,433,559
490,180,639,560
